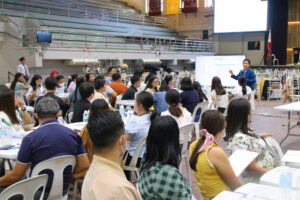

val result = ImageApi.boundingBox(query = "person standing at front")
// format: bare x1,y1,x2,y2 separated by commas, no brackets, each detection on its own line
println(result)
17,57,30,82
229,58,256,110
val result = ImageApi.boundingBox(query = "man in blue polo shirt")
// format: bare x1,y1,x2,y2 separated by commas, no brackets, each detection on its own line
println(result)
0,97,90,198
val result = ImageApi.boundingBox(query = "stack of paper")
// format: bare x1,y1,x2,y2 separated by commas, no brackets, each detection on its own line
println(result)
229,150,259,177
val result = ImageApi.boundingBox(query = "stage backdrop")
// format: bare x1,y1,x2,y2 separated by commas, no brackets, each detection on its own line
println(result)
182,0,198,13
166,0,180,15
149,0,161,16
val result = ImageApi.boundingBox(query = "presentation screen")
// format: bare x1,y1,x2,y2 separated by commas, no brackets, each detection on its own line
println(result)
214,0,268,33
195,55,245,87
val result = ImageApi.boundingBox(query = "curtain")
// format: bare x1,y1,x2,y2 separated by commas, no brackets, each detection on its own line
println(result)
182,0,198,13
149,0,161,16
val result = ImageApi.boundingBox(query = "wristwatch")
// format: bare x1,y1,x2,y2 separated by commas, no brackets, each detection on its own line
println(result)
21,107,26,112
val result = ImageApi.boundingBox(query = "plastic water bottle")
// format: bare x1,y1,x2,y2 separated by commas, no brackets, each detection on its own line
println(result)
83,110,89,123
119,105,125,116
0,124,11,147
279,169,292,200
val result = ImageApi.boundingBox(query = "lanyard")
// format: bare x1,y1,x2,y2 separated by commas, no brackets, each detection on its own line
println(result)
1,118,11,126
23,64,28,76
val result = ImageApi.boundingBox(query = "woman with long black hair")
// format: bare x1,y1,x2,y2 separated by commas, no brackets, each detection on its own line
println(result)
230,76,252,100
10,73,29,99
67,76,85,112
144,75,159,94
26,74,43,106
225,98,278,183
211,76,228,113
138,115,192,200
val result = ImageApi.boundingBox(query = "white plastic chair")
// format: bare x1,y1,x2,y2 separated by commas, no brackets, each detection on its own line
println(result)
191,101,209,139
31,155,76,200
179,123,194,185
73,178,83,200
68,112,73,123
115,95,123,109
124,137,147,180
0,174,48,200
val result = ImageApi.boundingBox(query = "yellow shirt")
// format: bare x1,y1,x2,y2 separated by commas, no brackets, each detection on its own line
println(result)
82,155,141,200
189,141,230,200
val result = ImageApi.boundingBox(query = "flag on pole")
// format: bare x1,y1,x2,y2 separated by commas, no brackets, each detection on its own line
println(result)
267,29,272,60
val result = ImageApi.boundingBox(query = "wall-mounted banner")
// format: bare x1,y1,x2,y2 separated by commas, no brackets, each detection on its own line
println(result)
166,0,179,15
183,0,198,13
149,0,161,16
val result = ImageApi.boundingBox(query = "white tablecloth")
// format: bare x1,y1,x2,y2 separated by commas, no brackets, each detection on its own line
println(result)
260,166,300,190
236,183,299,200
116,100,134,107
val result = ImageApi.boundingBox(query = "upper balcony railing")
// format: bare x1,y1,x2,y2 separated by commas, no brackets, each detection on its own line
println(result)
0,0,177,29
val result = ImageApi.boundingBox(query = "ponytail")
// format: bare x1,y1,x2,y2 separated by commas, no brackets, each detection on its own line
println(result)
189,138,205,170
150,110,158,121
242,84,247,96
168,104,182,118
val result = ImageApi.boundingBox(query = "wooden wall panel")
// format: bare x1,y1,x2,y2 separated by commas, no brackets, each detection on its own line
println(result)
287,0,300,64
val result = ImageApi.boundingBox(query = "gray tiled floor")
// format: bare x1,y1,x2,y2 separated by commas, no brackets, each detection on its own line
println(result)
69,100,300,200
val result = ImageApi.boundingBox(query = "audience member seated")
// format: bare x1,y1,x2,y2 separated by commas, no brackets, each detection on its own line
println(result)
138,116,192,200
105,67,116,85
10,73,29,99
92,78,113,109
230,76,252,100
67,74,78,93
82,111,141,200
73,99,110,179
26,74,43,107
0,97,90,198
67,76,85,113
124,91,153,180
179,67,190,79
193,81,208,103
144,75,159,94
127,71,146,92
95,75,117,102
180,77,199,114
162,89,192,128
189,110,242,200
153,83,169,114
0,85,32,135
122,75,141,100
50,69,59,78
71,82,95,123
211,76,228,114
86,73,95,83
164,75,174,89
36,77,69,118
56,75,65,90
108,73,128,105
225,98,279,183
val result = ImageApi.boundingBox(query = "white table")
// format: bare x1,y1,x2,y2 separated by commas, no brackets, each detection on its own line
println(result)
116,100,134,107
235,183,299,200
260,166,300,190
0,140,21,170
274,101,300,146
64,122,87,131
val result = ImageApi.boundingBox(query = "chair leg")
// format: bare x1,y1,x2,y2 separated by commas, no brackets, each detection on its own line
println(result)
73,180,78,200
185,156,192,185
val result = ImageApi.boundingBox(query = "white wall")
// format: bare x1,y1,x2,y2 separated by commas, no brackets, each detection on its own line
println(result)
216,32,265,65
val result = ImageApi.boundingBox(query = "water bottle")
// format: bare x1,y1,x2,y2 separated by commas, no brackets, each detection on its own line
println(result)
280,169,292,189
279,169,292,200
83,110,89,123
119,105,125,116
0,125,10,147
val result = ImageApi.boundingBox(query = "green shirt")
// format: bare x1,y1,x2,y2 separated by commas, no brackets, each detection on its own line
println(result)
138,162,192,200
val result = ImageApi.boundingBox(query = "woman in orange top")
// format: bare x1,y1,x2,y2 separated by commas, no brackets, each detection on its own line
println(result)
108,73,128,106
189,110,242,200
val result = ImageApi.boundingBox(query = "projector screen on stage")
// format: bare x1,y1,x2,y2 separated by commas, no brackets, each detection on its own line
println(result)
214,0,268,33
195,55,246,87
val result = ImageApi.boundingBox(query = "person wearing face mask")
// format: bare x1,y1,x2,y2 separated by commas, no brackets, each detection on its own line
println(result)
229,58,256,110
56,75,65,92
189,110,242,200
82,111,141,200
124,91,154,180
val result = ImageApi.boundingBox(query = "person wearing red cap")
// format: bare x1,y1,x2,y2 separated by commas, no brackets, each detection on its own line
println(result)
50,70,59,78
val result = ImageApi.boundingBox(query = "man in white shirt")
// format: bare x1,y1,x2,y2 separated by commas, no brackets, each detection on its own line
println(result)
17,57,30,82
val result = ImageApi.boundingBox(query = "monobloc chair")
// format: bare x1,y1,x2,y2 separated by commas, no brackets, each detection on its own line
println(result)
0,174,48,200
124,137,147,181
179,123,194,185
31,155,76,200
191,101,209,139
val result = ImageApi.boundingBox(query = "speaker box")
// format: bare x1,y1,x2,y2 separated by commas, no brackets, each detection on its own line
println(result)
203,30,209,40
